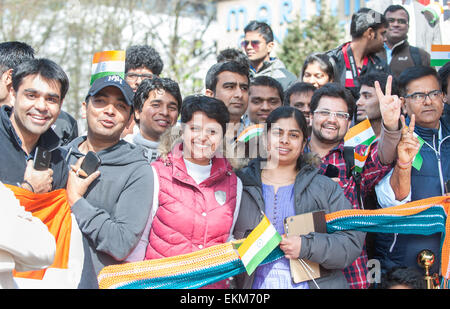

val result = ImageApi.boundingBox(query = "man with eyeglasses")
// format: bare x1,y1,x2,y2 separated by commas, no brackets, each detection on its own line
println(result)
306,82,402,289
242,20,296,91
377,5,430,79
122,45,164,138
373,65,449,278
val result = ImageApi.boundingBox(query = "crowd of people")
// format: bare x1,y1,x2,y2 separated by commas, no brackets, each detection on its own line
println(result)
0,5,449,290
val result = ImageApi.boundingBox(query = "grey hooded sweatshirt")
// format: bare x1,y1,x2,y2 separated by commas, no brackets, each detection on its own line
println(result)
64,136,154,275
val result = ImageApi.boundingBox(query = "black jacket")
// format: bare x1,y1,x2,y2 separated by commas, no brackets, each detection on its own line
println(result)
327,43,390,99
0,105,68,189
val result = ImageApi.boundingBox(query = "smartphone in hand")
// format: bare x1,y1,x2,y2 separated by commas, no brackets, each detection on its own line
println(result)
33,147,52,171
79,151,101,178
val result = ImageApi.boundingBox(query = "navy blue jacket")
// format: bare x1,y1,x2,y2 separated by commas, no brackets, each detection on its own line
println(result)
0,105,68,189
374,116,450,275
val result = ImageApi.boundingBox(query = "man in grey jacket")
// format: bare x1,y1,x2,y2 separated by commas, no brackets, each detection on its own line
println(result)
65,75,154,275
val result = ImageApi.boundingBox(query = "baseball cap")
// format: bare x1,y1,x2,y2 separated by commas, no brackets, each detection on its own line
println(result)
86,75,134,106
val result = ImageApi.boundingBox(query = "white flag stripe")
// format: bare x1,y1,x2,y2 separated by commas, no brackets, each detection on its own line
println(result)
344,127,375,147
430,51,450,59
91,61,125,75
240,223,278,267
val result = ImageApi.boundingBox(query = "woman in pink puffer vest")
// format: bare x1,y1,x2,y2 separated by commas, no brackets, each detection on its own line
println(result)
145,95,242,288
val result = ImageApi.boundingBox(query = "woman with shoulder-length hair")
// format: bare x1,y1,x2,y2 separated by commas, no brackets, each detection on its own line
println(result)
301,52,336,89
233,106,364,289
143,95,242,289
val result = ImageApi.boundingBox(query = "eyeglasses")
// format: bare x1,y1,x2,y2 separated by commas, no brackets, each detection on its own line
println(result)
241,40,261,50
404,90,443,104
387,18,408,25
125,73,154,81
314,110,350,120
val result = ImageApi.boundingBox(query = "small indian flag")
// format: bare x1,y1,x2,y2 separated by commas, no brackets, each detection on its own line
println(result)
412,133,425,171
430,45,450,67
237,215,281,275
90,50,126,85
236,124,264,143
353,146,372,173
344,118,376,148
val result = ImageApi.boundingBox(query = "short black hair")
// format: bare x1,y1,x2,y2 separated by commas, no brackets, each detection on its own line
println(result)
384,4,410,22
301,53,336,84
398,66,441,97
250,75,284,102
12,58,69,101
0,41,35,74
438,61,450,95
133,77,182,124
205,61,250,93
310,82,356,119
350,8,388,39
244,20,274,43
379,267,426,289
180,95,230,137
125,45,164,76
217,48,250,71
284,82,316,106
358,72,399,96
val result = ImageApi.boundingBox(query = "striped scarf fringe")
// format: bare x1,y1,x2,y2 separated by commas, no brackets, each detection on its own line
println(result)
98,196,449,289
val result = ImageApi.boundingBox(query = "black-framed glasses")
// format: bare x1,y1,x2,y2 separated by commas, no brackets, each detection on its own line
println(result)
241,40,261,50
313,110,350,120
404,90,443,104
387,18,408,25
125,73,154,81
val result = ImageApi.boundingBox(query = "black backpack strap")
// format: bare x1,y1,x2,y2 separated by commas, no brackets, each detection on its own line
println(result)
343,146,355,179
343,146,364,209
409,46,422,66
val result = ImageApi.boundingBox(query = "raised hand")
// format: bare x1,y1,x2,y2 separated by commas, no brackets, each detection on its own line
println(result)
375,75,402,131
397,114,420,166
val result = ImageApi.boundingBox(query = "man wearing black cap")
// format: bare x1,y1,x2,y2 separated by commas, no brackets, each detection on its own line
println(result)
64,75,154,275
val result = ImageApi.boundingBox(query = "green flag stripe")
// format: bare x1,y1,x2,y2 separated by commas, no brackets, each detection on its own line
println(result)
244,234,281,275
90,71,125,85
430,59,450,67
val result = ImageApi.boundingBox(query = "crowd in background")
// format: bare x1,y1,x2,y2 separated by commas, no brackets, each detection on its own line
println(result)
0,4,449,290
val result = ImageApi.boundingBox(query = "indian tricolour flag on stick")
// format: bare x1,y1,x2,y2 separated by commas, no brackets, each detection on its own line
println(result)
430,45,450,67
236,124,264,143
237,215,281,275
90,50,126,85
344,119,377,172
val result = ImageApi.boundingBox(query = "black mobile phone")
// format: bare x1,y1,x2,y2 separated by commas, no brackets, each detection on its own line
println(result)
324,164,339,178
79,151,101,178
445,180,450,194
33,147,52,171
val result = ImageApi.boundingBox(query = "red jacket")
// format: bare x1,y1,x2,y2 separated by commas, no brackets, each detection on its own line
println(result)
145,143,237,262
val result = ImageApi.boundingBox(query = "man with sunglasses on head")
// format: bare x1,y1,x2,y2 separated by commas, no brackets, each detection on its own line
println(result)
377,5,430,79
327,8,390,100
306,82,402,289
242,20,296,91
